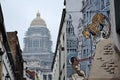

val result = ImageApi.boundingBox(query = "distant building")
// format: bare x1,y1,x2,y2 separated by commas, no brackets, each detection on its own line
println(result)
23,12,53,80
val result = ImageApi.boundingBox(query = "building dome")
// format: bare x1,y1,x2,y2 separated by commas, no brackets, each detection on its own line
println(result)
30,12,46,26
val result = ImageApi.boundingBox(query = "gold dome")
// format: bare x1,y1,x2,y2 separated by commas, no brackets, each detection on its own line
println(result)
30,12,46,26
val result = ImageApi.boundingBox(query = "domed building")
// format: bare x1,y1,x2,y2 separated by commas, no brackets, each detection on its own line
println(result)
23,12,53,80
23,12,52,53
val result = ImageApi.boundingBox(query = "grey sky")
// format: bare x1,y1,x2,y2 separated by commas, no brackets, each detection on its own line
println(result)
1,0,64,51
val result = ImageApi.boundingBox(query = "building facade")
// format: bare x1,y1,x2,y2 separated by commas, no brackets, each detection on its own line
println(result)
110,0,120,52
65,0,83,79
52,9,67,80
80,0,110,78
0,5,15,80
66,14,78,79
0,4,23,80
52,0,85,80
7,31,24,80
88,1,120,79
23,12,53,80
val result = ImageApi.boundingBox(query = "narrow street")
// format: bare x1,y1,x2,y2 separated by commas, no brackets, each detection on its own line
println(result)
0,0,120,80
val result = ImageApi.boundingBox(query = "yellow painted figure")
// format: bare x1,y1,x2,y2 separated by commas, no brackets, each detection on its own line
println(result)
82,13,111,39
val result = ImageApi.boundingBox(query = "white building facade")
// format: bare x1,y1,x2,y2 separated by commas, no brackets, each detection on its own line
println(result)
0,5,16,80
52,9,67,80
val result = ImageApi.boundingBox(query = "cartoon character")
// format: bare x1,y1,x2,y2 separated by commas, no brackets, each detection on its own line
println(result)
69,57,85,80
82,13,111,40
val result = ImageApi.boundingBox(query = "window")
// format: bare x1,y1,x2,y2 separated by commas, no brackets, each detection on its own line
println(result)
33,40,39,47
63,76,65,80
43,75,47,80
26,39,31,47
106,0,110,6
30,40,32,47
48,74,52,80
101,0,105,9
83,14,85,23
83,50,86,58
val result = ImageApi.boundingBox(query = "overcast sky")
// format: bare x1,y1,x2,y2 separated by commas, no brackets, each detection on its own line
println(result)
1,0,64,51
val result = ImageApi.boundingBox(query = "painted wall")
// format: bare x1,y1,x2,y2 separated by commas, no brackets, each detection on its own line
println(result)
66,0,82,36
81,0,110,78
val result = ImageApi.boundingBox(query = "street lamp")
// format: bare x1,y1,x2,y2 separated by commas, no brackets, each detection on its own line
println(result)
5,73,10,80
